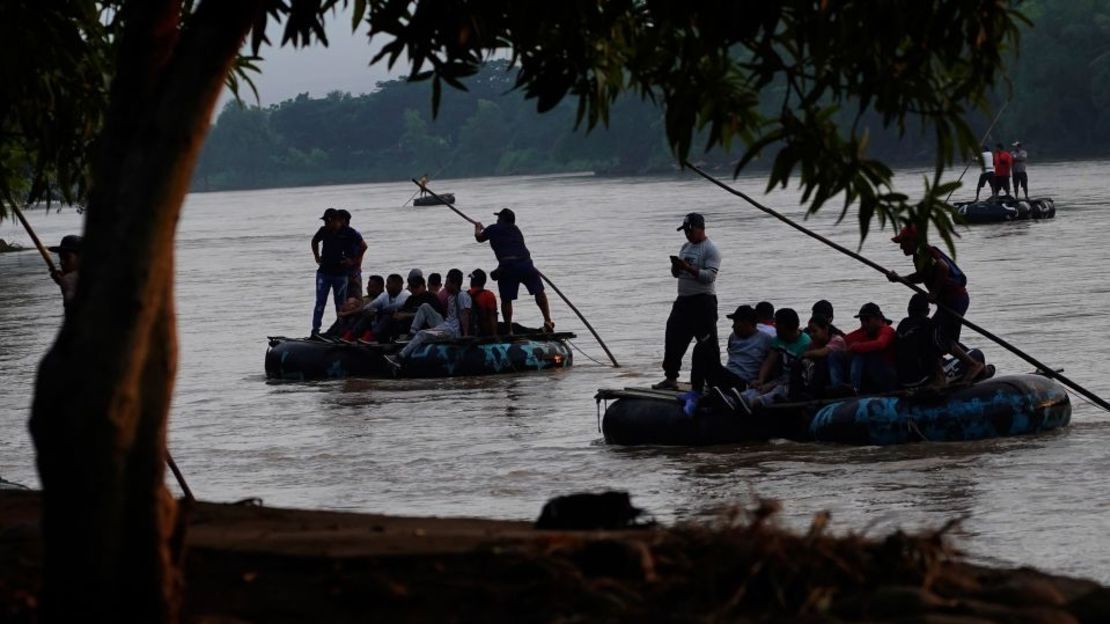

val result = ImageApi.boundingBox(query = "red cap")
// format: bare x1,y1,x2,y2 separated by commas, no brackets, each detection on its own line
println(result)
891,224,918,243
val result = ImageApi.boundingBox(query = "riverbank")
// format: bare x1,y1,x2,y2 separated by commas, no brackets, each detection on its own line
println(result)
2,490,1108,622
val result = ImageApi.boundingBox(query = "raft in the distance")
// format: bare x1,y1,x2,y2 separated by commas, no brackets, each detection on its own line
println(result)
599,374,1070,446
265,330,573,380
413,193,455,206
952,196,1055,224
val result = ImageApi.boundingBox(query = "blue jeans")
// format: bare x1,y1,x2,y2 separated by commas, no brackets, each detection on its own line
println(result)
829,350,897,393
312,271,348,333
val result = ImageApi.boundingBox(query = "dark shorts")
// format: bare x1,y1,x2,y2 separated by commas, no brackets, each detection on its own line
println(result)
977,172,994,190
1013,171,1028,189
996,175,1011,193
933,291,970,346
496,259,544,301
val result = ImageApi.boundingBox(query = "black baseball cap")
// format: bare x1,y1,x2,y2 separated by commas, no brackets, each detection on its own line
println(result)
320,208,339,220
48,234,82,254
494,208,516,224
677,212,706,231
726,304,756,323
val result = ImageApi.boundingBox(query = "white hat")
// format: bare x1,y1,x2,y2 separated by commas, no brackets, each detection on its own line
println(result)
1012,141,1022,146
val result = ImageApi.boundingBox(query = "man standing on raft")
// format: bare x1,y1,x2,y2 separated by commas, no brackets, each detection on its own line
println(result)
474,208,555,334
888,225,984,382
653,212,721,390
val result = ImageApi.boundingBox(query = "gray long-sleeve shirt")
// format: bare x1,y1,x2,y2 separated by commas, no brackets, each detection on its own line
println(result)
675,238,721,297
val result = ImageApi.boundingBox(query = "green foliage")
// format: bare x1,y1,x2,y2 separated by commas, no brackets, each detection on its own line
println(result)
4,0,1034,250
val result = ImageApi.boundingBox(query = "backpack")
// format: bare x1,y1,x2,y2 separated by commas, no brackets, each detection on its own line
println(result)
930,247,967,288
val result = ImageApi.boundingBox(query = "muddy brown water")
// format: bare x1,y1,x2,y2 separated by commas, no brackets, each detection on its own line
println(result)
3,163,1110,580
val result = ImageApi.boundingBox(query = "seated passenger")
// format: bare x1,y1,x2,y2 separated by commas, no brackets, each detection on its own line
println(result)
379,270,441,342
755,301,776,336
394,268,472,362
322,297,366,339
690,304,772,397
739,308,811,411
810,300,845,337
364,274,385,303
829,302,898,394
428,272,448,309
896,293,949,388
800,314,846,397
467,269,499,336
366,273,410,338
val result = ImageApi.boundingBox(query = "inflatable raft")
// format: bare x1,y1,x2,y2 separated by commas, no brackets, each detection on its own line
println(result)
952,196,1055,224
598,374,1070,446
265,331,573,380
413,193,455,206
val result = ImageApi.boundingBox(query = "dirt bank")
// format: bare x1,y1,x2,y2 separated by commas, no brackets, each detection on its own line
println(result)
2,491,1109,622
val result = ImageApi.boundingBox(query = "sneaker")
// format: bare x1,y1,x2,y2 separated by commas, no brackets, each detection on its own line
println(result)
735,391,754,416
710,386,737,411
652,378,679,390
382,354,403,372
356,338,376,346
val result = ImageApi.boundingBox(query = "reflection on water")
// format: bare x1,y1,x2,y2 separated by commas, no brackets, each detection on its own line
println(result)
3,162,1110,581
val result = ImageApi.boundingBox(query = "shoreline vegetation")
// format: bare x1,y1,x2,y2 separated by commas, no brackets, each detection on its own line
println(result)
3,490,1109,622
192,0,1110,195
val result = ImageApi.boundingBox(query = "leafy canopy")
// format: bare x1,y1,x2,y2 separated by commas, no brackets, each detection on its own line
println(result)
3,0,1024,249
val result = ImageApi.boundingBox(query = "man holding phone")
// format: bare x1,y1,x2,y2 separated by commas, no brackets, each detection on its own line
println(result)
654,212,722,390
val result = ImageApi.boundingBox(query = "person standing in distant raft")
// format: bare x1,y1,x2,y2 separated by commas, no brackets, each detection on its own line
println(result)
1011,141,1030,200
653,212,721,390
974,144,995,201
48,234,82,314
418,174,430,197
473,208,555,334
993,142,1013,197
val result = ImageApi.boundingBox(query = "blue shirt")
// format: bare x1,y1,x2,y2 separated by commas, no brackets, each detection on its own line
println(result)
313,226,364,276
725,331,773,382
481,223,530,262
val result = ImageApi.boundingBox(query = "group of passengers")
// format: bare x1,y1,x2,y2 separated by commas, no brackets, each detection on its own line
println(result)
690,296,988,415
655,211,990,417
310,207,555,360
975,141,1030,201
320,267,500,350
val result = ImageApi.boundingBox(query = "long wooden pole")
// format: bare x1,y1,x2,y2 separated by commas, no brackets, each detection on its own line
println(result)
683,162,1110,413
12,203,197,500
944,100,1010,203
410,180,621,367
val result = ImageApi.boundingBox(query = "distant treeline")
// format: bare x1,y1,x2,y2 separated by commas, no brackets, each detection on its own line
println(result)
192,0,1110,192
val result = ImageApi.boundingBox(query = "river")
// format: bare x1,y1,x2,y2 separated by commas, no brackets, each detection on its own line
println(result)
2,161,1109,581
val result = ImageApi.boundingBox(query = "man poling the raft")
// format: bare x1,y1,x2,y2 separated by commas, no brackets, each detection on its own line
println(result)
473,208,555,335
410,179,621,368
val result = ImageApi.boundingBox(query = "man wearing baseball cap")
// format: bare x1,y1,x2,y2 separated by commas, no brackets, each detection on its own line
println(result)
887,225,984,382
473,208,554,334
653,212,722,390
1011,141,1029,200
828,302,897,393
310,208,365,336
48,234,82,313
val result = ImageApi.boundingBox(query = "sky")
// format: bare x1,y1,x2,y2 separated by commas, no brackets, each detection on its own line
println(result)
218,12,402,109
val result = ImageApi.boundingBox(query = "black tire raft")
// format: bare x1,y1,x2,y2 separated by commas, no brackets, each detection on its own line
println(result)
952,196,1055,224
601,374,1070,446
266,332,573,380
413,193,455,206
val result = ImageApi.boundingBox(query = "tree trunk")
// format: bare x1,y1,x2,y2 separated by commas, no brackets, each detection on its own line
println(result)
29,0,263,620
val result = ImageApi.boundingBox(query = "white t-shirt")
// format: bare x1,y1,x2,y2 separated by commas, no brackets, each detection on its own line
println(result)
367,290,410,314
981,150,994,173
440,290,473,335
676,239,721,297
